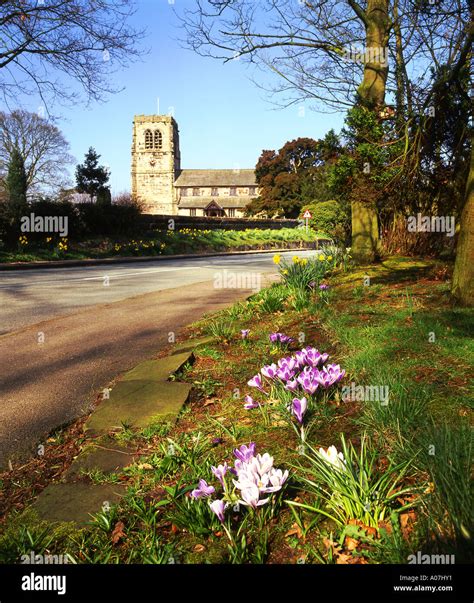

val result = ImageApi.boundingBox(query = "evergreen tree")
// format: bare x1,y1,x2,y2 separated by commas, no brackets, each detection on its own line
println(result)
6,147,28,211
75,147,110,202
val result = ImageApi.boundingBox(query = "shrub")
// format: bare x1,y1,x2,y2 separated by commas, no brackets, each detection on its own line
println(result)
302,200,350,244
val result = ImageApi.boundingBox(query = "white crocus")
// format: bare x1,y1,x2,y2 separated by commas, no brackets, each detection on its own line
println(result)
318,445,346,471
239,484,270,508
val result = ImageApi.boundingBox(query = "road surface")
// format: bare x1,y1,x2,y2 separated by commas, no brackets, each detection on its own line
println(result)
0,250,313,467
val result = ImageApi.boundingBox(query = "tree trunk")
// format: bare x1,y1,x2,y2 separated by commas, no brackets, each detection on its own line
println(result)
351,0,390,263
452,142,474,306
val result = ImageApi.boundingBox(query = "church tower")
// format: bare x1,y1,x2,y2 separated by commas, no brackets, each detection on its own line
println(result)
131,115,181,214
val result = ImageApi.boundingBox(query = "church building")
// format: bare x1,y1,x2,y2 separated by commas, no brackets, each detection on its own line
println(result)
131,115,258,216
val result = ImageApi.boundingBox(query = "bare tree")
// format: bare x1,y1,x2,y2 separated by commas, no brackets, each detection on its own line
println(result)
0,110,74,193
178,0,470,261
0,0,144,105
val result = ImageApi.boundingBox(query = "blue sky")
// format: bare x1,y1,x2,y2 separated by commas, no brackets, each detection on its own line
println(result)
6,0,345,194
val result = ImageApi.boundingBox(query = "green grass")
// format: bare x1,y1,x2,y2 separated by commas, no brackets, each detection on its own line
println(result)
0,227,322,263
0,253,471,565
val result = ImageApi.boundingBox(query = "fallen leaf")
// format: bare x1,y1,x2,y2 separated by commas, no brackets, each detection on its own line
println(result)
344,536,359,551
285,523,303,540
111,521,126,545
193,544,206,553
203,398,218,407
171,524,180,534
136,463,154,470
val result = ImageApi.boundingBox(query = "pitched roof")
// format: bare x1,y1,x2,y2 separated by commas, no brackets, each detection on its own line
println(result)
174,169,256,187
178,196,252,209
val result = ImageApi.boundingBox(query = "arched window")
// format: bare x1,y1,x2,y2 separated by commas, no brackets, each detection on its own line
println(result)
144,129,153,150
154,130,162,149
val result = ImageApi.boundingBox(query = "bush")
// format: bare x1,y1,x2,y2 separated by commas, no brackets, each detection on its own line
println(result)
302,200,350,244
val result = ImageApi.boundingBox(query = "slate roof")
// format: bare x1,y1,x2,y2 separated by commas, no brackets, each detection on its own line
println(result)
178,196,252,209
174,169,256,187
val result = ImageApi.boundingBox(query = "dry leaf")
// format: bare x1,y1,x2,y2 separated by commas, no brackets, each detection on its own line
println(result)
136,463,153,470
344,536,359,551
203,398,218,407
111,521,126,545
285,523,303,540
193,544,206,553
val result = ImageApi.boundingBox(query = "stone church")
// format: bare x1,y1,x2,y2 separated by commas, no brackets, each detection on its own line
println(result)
131,115,258,216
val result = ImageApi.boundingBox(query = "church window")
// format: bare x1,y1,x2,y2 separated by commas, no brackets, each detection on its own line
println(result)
181,188,187,197
145,129,153,150
211,187,219,196
230,187,237,196
249,186,257,195
193,188,200,196
228,208,235,217
154,130,163,149
190,208,196,216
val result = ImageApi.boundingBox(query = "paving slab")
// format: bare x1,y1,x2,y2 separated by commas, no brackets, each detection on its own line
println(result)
172,336,215,354
85,380,192,435
32,482,126,526
121,351,193,382
65,442,135,479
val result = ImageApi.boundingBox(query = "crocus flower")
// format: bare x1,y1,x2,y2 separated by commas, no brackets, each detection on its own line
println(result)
318,445,346,471
234,442,256,463
209,499,226,522
239,484,270,508
262,468,289,493
244,395,259,410
191,479,215,499
261,363,278,379
316,364,345,388
285,378,299,392
319,284,329,291
241,329,250,339
292,397,308,424
247,373,265,391
211,463,228,486
297,371,319,395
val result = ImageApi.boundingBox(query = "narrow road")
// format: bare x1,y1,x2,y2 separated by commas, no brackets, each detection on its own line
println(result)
0,250,313,467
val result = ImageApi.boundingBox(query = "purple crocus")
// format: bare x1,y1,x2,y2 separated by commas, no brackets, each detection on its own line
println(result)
319,284,329,291
209,499,226,522
303,347,329,367
191,479,215,499
247,373,265,391
234,442,256,463
316,364,346,388
292,397,308,424
261,363,278,379
285,378,299,392
244,395,259,410
269,332,294,345
297,369,319,395
241,329,250,339
211,463,228,486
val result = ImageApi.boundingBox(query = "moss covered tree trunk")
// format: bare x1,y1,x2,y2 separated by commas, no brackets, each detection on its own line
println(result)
452,143,474,305
351,0,390,263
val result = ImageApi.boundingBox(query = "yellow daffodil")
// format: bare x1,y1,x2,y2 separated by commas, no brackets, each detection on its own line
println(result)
327,255,333,261
318,254,325,261
282,269,288,275
300,258,308,266
292,256,300,263
273,254,281,264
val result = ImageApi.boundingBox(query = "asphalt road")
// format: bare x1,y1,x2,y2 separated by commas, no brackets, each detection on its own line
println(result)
0,250,313,467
